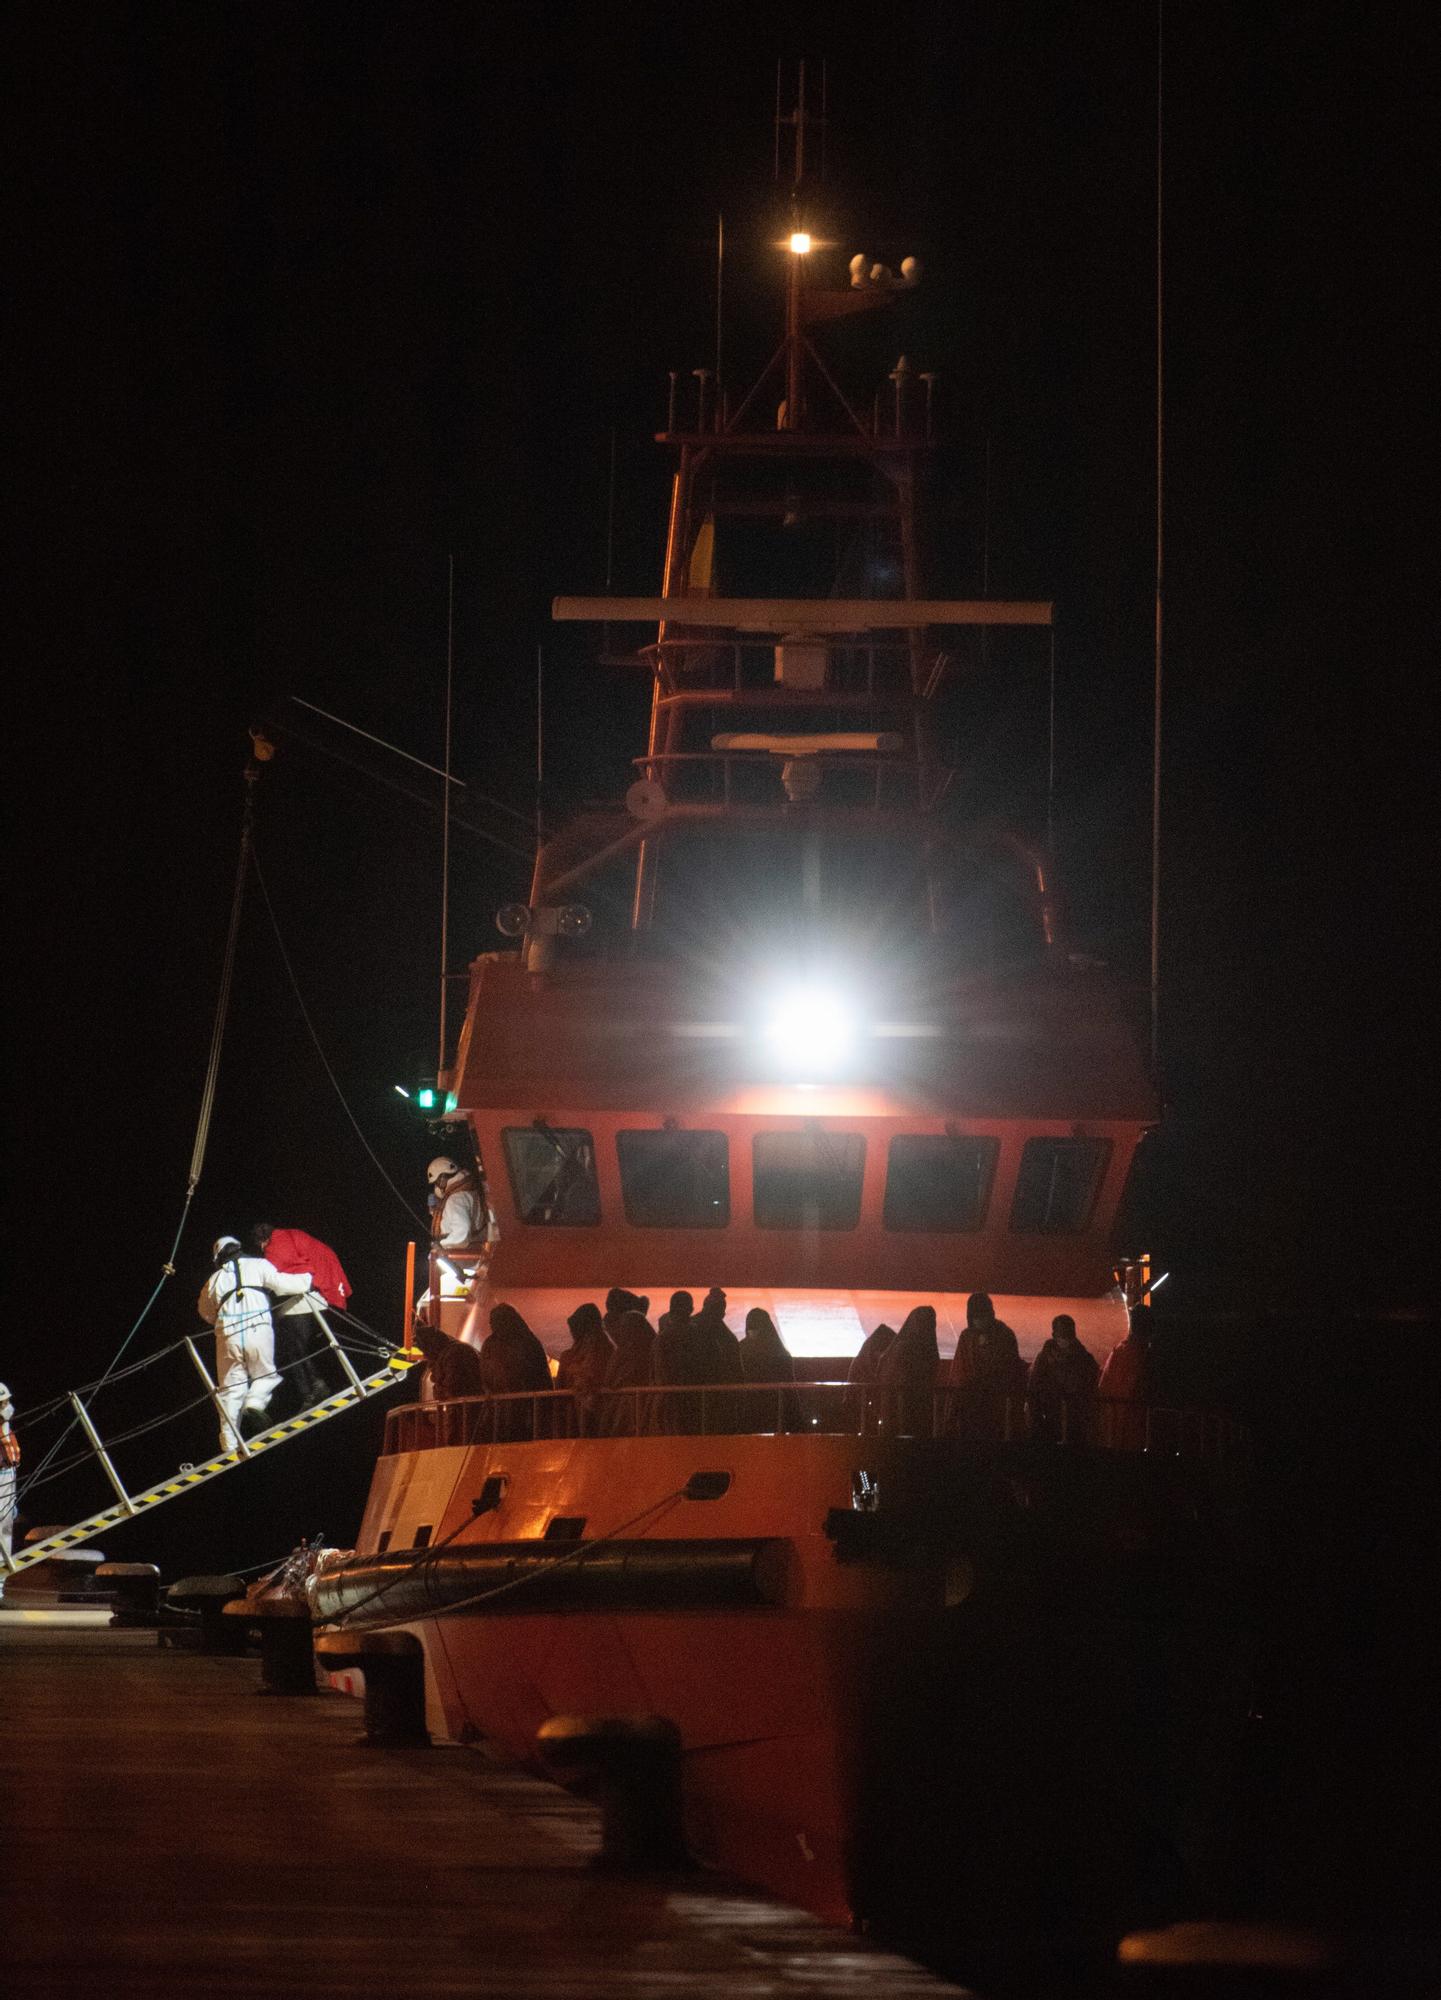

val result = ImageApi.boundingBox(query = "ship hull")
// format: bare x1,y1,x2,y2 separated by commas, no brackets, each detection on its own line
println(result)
315,1424,1245,1941
417,1599,872,1923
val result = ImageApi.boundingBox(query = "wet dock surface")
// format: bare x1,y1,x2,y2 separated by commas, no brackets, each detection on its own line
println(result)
2,1623,969,1997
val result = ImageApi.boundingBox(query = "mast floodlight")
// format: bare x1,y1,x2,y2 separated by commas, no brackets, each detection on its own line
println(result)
788,231,813,255
764,987,856,1073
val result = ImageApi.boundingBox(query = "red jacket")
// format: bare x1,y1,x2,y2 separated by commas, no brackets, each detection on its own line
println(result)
264,1228,351,1311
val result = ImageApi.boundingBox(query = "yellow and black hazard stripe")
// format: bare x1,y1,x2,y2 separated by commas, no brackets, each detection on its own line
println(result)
7,1359,418,1575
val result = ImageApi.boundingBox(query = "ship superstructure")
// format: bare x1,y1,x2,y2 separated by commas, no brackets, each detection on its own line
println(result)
438,118,1153,1363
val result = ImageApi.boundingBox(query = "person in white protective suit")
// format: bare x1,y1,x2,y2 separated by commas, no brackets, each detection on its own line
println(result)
420,1157,494,1329
427,1157,488,1250
1,1379,18,1566
197,1236,312,1450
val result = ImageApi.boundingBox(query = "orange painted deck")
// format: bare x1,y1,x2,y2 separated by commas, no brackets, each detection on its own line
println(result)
1,1622,969,1997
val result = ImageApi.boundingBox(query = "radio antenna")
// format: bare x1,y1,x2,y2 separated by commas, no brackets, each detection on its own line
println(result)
535,642,545,870
438,553,455,1080
1150,2,1165,1078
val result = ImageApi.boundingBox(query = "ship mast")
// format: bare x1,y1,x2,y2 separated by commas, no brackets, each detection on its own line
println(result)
519,68,1054,973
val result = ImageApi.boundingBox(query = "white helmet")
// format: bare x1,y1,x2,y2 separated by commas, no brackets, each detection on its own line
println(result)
0,1382,13,1416
212,1235,242,1257
427,1157,462,1188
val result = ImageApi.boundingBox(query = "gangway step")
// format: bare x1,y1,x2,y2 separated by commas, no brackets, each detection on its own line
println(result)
4,1357,417,1577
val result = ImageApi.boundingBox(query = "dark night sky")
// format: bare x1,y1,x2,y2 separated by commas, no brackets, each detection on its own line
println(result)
6,2,1436,1435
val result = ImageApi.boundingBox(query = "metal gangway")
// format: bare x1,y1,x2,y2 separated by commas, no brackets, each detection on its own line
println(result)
3,1302,417,1580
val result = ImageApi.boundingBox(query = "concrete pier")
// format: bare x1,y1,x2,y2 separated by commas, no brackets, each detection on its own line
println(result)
2,1624,968,1996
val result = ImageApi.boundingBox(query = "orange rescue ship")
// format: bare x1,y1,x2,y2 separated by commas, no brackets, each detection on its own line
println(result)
315,96,1242,1954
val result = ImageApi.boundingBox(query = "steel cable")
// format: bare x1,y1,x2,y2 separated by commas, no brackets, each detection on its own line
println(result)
337,1484,688,1631
18,789,256,1489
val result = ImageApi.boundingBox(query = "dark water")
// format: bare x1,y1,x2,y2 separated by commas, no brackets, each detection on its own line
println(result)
898,1310,1441,1994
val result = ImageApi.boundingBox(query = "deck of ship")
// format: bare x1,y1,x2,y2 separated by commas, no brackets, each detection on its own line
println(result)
1,1620,968,1996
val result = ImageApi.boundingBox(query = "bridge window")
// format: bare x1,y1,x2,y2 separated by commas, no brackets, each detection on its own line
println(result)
753,1131,865,1230
1010,1137,1111,1233
884,1134,999,1232
617,1129,730,1227
501,1126,601,1226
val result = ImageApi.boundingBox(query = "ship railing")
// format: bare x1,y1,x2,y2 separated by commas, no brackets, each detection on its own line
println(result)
635,749,920,811
644,636,923,701
382,1385,1247,1462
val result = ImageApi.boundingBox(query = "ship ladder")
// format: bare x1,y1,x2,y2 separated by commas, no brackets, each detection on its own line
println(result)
2,1302,417,1580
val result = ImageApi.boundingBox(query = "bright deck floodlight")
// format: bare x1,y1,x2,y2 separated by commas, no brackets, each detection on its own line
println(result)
788,231,813,255
763,987,855,1072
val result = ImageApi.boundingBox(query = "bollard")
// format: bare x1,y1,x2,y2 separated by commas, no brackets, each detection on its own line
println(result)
224,1597,316,1694
12,1537,108,1601
165,1575,247,1652
97,1562,161,1627
537,1714,690,1871
315,1629,430,1746
1115,1921,1344,1997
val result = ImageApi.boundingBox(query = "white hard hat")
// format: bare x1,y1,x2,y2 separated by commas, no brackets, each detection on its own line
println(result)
213,1235,241,1257
427,1157,461,1186
0,1381,13,1412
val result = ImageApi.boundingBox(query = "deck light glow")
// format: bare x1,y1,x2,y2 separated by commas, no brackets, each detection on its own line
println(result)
764,987,854,1071
788,231,813,255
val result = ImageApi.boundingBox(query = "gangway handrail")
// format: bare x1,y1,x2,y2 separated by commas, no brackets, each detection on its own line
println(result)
2,1345,418,1580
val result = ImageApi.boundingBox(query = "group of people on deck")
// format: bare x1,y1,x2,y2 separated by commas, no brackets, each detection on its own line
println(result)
847,1292,1140,1442
412,1285,1155,1444
412,1287,798,1437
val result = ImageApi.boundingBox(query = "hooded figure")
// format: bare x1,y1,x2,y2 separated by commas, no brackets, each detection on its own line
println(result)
1098,1317,1154,1450
948,1291,1025,1439
603,1287,650,1343
950,1293,1023,1390
653,1292,697,1379
1028,1313,1100,1443
251,1224,351,1311
557,1302,613,1394
876,1305,940,1437
479,1303,552,1441
847,1321,897,1433
693,1288,744,1383
198,1236,313,1450
413,1323,484,1404
600,1309,657,1435
689,1287,743,1431
739,1307,795,1382
653,1291,704,1432
249,1222,351,1411
556,1301,614,1433
848,1323,897,1385
739,1307,799,1432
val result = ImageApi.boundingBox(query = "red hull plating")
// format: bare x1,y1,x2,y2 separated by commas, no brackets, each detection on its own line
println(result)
344,1432,936,1923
